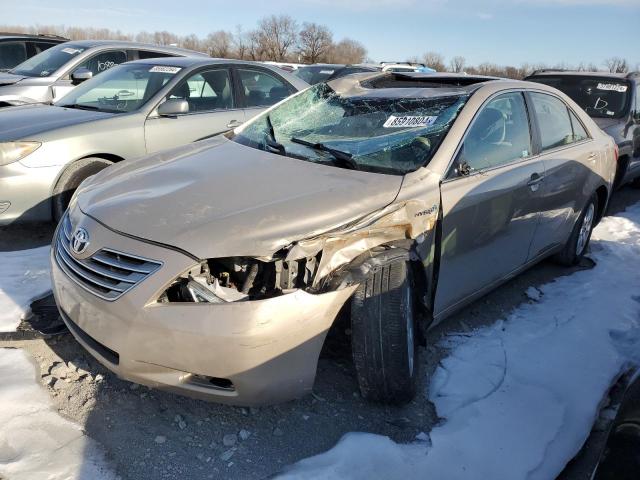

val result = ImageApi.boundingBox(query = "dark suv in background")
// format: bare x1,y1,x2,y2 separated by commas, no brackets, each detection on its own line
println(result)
526,70,640,188
0,32,67,71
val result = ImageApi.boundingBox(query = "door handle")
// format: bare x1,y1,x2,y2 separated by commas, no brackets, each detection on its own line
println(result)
527,173,544,191
226,120,242,129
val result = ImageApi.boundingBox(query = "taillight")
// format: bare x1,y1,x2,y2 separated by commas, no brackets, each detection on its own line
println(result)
614,143,619,162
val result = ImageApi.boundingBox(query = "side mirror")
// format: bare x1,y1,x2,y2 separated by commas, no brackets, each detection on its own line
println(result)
157,99,189,117
71,68,93,85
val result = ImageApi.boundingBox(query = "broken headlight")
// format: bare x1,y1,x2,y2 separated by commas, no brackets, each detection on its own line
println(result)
158,253,321,303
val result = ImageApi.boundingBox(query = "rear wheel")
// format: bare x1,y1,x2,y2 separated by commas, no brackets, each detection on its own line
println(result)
52,157,113,222
350,260,419,404
554,193,598,266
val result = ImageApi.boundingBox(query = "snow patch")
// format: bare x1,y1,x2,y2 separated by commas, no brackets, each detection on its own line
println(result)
280,203,640,480
0,348,115,479
0,247,51,332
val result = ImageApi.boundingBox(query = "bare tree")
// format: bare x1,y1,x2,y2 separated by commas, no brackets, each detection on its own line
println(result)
422,51,445,71
604,57,628,73
232,25,249,60
153,31,179,46
180,34,201,52
204,30,233,58
328,38,367,64
254,15,298,61
135,31,154,44
449,56,466,73
298,22,333,64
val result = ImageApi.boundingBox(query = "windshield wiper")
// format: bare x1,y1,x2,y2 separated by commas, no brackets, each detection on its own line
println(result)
290,137,360,170
60,103,122,113
61,103,101,111
265,114,286,155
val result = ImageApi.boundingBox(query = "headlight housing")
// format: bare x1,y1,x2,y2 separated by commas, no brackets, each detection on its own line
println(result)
0,141,41,166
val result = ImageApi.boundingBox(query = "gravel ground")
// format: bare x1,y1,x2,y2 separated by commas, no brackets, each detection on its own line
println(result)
1,185,638,480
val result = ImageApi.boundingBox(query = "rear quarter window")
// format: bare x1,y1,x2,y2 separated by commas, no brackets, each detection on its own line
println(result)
530,92,575,151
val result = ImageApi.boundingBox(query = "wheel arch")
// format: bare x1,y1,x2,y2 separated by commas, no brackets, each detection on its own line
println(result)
324,241,433,340
51,153,126,194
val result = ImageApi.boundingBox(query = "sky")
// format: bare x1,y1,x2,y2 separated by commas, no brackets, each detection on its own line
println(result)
2,0,639,68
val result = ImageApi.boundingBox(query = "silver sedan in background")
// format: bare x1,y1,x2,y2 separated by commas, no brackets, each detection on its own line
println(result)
0,40,207,107
0,57,308,225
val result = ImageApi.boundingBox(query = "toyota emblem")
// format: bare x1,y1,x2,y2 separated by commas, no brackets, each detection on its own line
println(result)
71,228,90,255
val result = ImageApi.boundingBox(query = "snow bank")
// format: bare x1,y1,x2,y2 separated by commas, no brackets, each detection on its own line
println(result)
0,348,116,480
0,247,51,332
280,203,640,480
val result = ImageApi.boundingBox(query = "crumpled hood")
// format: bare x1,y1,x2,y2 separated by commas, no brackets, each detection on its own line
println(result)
0,72,25,86
0,104,113,140
78,138,404,259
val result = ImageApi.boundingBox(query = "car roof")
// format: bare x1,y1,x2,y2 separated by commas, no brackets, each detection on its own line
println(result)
298,64,345,68
527,70,639,82
59,40,207,57
0,32,68,41
126,56,294,68
328,71,507,99
124,57,310,90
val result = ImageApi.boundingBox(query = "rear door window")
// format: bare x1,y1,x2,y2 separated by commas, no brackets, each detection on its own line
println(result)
0,42,28,70
238,69,291,107
76,50,127,76
569,111,589,142
530,92,575,151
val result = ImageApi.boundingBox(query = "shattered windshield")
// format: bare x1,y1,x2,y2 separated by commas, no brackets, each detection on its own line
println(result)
56,63,180,113
528,75,631,118
231,82,468,175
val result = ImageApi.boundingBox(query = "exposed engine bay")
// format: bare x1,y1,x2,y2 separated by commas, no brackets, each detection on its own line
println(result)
159,254,322,303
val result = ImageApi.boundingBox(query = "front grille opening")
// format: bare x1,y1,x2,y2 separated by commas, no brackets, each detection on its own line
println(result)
54,214,162,301
184,374,235,391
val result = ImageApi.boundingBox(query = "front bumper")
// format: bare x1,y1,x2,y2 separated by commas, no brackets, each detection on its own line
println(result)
51,213,355,405
0,161,60,225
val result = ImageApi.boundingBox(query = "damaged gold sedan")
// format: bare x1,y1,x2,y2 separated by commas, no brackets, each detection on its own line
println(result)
51,72,617,405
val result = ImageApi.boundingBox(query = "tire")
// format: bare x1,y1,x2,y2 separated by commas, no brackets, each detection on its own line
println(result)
52,157,113,223
351,260,419,404
554,193,598,266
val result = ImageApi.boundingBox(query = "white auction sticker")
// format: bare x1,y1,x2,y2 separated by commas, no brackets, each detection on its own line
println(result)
61,47,82,55
597,83,628,93
319,70,335,74
149,66,182,74
383,115,438,128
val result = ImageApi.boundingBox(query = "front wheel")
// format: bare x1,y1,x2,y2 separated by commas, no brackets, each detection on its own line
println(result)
554,193,598,266
350,260,419,404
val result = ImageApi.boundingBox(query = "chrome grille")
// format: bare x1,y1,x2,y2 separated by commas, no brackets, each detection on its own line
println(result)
55,214,162,301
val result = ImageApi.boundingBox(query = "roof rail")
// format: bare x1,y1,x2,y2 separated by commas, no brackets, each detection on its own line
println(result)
380,61,427,67
0,32,68,40
529,68,569,76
